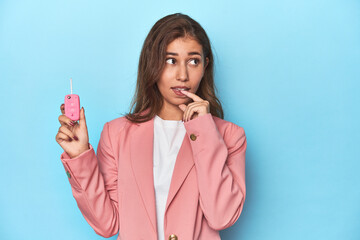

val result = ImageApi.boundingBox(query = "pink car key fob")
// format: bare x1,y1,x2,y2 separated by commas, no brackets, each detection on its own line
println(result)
64,78,80,121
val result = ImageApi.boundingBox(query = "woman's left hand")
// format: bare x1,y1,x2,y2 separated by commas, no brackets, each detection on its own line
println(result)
178,90,210,122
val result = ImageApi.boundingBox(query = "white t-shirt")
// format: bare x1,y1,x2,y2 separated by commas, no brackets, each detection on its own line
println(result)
153,115,186,240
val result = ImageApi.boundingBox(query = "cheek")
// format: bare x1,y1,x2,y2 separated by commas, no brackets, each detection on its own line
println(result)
157,76,168,90
190,70,204,85
158,70,173,87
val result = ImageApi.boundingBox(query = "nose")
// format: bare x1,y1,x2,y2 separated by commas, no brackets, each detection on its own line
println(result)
176,62,188,82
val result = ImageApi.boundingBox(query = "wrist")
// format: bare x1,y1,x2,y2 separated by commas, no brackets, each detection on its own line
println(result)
69,143,90,159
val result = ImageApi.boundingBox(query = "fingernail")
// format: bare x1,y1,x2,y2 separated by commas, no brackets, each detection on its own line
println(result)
74,136,78,141
69,122,74,126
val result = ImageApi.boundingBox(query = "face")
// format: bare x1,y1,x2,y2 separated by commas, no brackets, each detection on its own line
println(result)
156,37,209,108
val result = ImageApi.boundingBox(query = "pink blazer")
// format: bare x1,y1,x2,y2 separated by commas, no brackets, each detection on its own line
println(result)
60,112,247,240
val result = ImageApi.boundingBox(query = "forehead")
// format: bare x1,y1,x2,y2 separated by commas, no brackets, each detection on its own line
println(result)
166,37,203,54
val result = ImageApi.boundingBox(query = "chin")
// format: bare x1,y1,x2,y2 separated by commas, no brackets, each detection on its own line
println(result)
166,97,189,106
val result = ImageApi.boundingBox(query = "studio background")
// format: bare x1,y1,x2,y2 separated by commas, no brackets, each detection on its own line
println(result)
0,0,359,239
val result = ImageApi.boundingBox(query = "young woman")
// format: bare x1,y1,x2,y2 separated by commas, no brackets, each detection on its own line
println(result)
56,13,247,240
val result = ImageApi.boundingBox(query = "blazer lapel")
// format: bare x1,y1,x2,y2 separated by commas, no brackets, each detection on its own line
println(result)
130,117,157,233
130,111,195,232
165,131,195,214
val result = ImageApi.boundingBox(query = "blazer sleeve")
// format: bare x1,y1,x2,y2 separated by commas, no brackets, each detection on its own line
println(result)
183,113,247,231
60,122,119,238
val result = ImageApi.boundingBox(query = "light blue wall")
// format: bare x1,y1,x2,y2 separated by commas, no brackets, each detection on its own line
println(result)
0,0,359,239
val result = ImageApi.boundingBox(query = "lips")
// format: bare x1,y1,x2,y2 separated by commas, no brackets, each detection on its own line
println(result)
171,86,190,91
171,87,189,96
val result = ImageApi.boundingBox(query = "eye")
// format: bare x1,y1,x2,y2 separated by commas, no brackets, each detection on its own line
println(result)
166,58,176,64
189,58,200,65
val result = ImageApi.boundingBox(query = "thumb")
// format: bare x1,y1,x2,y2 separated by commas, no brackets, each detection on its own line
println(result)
178,104,186,112
79,107,87,129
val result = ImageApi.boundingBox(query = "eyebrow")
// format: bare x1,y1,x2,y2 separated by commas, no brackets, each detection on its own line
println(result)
166,51,202,56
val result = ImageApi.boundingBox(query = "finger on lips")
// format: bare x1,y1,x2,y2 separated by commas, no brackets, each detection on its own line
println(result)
177,91,207,121
179,90,203,102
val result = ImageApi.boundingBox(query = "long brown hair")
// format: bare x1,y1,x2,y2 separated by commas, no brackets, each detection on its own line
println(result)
125,13,224,123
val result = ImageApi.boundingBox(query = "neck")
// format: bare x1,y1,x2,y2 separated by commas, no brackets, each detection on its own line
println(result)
157,102,184,121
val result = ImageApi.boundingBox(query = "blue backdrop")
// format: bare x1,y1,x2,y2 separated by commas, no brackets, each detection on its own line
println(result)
0,0,359,239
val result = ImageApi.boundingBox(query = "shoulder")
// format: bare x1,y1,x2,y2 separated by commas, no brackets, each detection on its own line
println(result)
104,114,151,133
212,115,247,152
212,115,245,137
101,116,133,138
107,116,129,128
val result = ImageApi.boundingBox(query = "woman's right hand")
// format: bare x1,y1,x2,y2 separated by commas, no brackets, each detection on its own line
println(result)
56,104,90,158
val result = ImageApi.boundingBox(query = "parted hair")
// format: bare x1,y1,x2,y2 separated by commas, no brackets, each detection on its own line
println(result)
125,13,224,123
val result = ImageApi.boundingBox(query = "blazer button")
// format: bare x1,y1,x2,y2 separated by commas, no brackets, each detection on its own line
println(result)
190,134,197,141
169,234,178,240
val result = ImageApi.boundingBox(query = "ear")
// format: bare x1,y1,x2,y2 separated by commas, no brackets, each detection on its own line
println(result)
204,57,209,69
